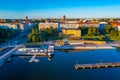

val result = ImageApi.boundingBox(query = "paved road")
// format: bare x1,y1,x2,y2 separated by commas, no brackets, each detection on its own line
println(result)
0,47,14,56
0,31,29,48
0,30,29,58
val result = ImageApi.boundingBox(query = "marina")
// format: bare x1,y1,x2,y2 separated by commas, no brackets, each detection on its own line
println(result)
1,48,120,80
0,45,54,66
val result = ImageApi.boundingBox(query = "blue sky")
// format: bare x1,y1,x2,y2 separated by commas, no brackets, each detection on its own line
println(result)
0,0,120,19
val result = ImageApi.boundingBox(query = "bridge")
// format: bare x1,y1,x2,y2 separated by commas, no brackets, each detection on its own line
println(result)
0,45,23,67
75,62,120,70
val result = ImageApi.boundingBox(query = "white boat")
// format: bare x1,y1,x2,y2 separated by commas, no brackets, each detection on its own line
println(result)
48,46,54,49
44,49,48,53
40,49,44,53
34,50,39,52
31,49,35,52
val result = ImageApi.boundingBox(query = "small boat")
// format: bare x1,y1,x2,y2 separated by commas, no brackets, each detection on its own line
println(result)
40,49,44,53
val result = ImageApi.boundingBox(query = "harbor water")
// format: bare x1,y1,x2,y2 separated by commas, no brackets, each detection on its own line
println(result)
1,49,120,80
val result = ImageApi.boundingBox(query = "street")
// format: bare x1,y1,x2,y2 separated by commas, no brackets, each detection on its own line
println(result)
0,30,30,57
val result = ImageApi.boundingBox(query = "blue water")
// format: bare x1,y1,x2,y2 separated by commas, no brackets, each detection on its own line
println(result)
1,49,120,80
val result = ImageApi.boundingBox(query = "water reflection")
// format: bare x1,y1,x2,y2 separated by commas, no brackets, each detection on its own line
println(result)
1,50,120,80
17,54,54,62
116,48,120,53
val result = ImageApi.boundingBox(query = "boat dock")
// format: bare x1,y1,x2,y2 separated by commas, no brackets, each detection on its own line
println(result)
29,55,36,62
75,62,120,70
29,54,39,62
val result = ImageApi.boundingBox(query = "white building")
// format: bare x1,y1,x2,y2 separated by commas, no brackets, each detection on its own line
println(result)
99,22,108,30
0,23,18,29
38,22,58,30
60,22,79,29
115,24,120,31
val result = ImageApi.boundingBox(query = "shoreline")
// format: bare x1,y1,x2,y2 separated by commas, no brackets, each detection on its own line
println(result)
54,45,116,50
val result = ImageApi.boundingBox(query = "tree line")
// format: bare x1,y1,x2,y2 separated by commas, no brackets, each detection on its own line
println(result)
28,26,59,43
78,25,120,41
0,27,21,43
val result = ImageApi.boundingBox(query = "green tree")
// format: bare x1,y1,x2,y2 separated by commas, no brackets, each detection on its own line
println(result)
38,34,42,42
32,28,36,34
28,34,33,42
110,30,118,36
110,30,119,40
78,26,88,36
98,35,105,41
105,25,114,34
32,35,36,43
88,27,92,36
118,31,120,37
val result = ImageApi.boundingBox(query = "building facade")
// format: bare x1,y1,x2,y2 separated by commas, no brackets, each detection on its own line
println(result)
99,22,108,30
78,22,99,27
62,15,66,22
38,22,58,30
62,28,81,37
19,23,32,31
59,22,99,29
0,23,18,29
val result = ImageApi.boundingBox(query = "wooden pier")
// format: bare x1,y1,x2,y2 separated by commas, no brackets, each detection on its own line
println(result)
29,55,36,62
75,62,120,70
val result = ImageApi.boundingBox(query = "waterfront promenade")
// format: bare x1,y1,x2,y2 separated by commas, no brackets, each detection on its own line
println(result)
55,45,116,50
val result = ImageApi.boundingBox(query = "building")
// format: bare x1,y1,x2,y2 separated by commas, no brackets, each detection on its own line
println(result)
26,16,28,21
19,23,32,31
78,22,99,27
0,20,6,23
112,23,120,31
62,15,66,22
115,25,120,31
38,22,58,30
0,23,18,29
56,40,64,46
19,24,24,30
60,22,79,29
109,22,120,28
99,22,108,30
59,22,99,31
62,28,81,37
